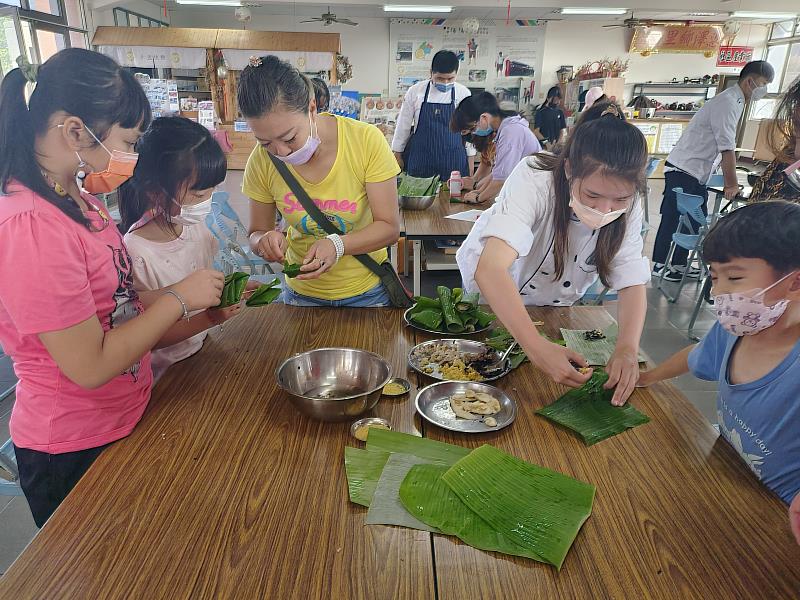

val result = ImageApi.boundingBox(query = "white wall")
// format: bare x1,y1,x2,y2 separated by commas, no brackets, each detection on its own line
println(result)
168,10,389,95
539,21,770,104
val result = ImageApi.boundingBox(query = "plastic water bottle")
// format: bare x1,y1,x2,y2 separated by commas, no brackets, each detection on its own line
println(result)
449,171,462,199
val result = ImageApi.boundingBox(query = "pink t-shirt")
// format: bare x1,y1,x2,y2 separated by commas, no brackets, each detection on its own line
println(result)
123,222,218,381
0,183,152,454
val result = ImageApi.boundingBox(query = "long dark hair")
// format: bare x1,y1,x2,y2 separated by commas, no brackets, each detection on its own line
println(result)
770,76,800,163
450,92,517,133
0,48,151,228
531,106,647,287
118,117,227,234
238,55,312,118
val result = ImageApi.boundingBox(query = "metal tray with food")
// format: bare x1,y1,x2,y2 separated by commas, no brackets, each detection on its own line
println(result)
408,339,511,382
415,381,516,433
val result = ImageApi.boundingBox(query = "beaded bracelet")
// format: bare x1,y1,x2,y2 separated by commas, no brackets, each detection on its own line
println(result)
326,233,345,264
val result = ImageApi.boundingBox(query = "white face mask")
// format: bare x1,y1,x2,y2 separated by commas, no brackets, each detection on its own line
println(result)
569,196,627,230
713,271,795,336
173,197,213,226
750,84,768,101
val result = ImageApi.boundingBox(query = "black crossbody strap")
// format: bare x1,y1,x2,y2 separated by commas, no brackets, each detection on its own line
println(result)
268,154,384,274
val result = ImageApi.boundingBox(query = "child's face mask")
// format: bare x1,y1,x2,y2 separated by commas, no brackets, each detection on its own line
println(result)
714,271,796,336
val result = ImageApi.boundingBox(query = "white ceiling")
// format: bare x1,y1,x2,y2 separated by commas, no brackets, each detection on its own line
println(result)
128,0,800,21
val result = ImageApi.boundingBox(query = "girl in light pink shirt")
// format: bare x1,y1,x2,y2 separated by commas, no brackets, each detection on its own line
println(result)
120,117,244,381
0,49,224,527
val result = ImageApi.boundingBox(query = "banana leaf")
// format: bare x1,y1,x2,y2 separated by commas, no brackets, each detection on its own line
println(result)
409,308,443,331
441,445,595,569
411,296,441,311
366,428,470,465
437,286,464,333
245,278,281,307
423,175,441,197
217,272,249,308
400,463,543,561
536,371,650,446
365,454,441,532
455,292,480,313
398,174,438,196
283,261,302,278
344,447,390,507
474,310,496,328
452,287,464,305
485,327,528,370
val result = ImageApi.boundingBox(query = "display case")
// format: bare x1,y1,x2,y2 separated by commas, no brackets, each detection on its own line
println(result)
631,82,717,117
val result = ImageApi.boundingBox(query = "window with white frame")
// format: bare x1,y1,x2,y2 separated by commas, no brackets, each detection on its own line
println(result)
755,19,800,120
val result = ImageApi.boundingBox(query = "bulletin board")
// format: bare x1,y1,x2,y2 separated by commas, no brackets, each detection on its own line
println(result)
388,18,547,98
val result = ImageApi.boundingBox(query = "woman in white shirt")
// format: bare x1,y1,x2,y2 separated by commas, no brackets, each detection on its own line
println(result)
457,105,650,405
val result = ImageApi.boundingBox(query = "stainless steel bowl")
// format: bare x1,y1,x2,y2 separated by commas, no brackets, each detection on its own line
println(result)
275,348,392,421
399,194,436,210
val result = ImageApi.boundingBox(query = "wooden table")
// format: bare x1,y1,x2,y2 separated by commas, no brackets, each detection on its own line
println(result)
1,307,798,599
402,194,483,295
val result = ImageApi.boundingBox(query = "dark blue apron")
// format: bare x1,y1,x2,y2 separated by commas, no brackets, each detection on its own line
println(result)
404,84,469,181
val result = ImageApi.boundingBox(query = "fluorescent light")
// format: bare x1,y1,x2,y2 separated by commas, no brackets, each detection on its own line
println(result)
688,12,718,17
730,11,797,20
176,0,242,5
383,5,453,13
561,7,628,15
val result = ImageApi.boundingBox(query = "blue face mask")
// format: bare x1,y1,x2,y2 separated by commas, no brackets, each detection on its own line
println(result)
473,125,494,137
434,81,454,93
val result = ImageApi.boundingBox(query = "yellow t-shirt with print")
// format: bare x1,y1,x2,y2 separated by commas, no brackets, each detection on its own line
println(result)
243,116,400,301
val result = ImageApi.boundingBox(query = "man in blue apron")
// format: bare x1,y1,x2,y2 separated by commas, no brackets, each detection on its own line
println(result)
391,50,471,181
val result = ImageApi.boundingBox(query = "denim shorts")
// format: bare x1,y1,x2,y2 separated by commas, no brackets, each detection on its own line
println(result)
281,283,391,308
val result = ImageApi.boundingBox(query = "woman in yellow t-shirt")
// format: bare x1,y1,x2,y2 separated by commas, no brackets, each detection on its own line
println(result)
240,56,401,306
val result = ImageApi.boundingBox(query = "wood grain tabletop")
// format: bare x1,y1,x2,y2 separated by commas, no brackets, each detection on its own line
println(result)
402,193,483,239
0,306,797,599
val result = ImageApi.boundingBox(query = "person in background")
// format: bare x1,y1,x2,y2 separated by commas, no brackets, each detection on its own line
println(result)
583,86,606,111
391,50,471,181
638,201,800,528
0,49,223,526
451,91,541,204
463,132,496,192
241,56,400,307
652,60,775,281
750,76,800,202
119,117,244,382
311,78,330,113
534,86,567,149
457,104,650,404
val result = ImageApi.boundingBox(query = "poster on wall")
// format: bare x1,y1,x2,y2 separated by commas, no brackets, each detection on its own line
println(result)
360,96,405,143
388,18,547,109
634,123,660,154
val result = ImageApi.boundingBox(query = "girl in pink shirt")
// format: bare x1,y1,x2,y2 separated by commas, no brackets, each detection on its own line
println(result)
0,49,224,526
120,117,244,381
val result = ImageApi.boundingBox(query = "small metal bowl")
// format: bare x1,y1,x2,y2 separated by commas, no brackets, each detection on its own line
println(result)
275,348,392,422
399,194,436,210
350,417,392,442
382,377,411,396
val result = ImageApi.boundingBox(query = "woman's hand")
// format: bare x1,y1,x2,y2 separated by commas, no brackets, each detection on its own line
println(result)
252,230,287,262
790,492,800,546
461,176,475,191
605,346,640,406
462,190,482,204
297,238,337,280
207,301,243,325
525,337,593,388
171,269,224,312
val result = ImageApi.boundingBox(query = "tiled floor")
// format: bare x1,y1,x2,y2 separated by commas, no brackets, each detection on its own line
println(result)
0,174,719,575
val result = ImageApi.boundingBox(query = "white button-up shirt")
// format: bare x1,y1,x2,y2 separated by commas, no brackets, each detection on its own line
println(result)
391,80,473,153
666,85,745,184
456,159,650,306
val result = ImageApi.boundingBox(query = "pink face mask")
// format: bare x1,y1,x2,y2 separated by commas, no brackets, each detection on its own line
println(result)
273,112,320,166
714,271,796,336
569,196,627,230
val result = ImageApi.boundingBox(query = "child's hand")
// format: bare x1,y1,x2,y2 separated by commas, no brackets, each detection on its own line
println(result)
207,301,243,325
172,269,224,311
791,492,800,546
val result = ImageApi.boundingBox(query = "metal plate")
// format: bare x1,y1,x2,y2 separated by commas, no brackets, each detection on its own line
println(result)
415,381,516,433
408,339,511,382
403,308,494,337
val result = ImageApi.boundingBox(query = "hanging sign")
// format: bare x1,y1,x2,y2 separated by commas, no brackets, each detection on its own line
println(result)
630,25,722,56
98,46,207,69
716,46,754,68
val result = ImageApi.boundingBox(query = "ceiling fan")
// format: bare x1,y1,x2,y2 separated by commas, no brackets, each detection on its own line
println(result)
300,7,358,27
603,11,655,29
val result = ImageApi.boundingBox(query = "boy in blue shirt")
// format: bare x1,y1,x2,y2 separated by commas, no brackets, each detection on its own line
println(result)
639,201,800,537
